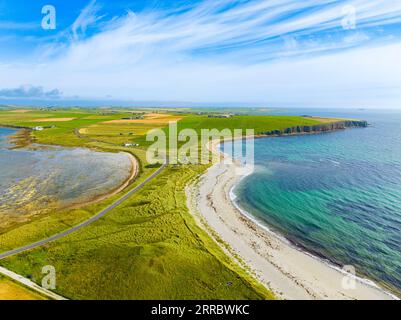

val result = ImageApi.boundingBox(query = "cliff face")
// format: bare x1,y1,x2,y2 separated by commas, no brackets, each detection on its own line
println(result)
261,120,368,136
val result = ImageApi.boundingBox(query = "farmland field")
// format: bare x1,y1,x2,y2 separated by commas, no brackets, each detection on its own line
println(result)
0,275,46,300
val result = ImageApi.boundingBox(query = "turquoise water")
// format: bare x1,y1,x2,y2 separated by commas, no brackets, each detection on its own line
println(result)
229,110,401,295
0,127,132,222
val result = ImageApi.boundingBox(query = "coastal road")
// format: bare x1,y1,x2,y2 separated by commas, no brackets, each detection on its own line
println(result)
0,161,167,260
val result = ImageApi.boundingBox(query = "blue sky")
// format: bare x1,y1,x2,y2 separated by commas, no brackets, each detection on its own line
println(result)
0,0,401,108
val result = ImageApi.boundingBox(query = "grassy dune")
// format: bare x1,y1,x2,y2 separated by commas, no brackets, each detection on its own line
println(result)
0,109,334,300
0,166,270,299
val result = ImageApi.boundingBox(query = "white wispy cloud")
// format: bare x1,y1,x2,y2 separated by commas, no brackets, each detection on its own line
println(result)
45,0,401,67
71,0,105,40
1,0,401,107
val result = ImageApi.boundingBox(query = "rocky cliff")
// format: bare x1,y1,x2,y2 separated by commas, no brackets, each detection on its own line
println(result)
261,120,368,136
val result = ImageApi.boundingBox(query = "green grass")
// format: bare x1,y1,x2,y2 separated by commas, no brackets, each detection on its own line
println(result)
0,166,271,299
176,114,324,133
0,109,145,147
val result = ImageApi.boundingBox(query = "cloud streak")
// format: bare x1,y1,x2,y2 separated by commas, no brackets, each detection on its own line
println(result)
1,0,401,107
71,0,105,40
55,0,401,63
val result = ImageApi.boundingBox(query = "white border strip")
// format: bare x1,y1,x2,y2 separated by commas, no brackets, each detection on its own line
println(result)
0,266,67,300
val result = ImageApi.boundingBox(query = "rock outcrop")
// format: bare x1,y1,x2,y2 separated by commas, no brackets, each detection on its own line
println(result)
261,120,368,136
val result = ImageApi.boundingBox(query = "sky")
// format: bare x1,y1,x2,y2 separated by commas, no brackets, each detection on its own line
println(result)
0,0,400,108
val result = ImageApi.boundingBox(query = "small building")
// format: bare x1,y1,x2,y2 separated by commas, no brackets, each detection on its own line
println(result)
207,114,233,119
121,115,145,120
123,143,140,147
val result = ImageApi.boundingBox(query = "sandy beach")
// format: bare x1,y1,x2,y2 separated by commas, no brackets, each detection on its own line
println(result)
186,139,397,300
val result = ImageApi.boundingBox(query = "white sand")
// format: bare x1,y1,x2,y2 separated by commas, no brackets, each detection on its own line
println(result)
185,139,397,300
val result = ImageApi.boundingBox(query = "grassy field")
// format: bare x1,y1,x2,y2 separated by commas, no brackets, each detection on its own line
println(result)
0,275,46,300
0,108,336,300
177,114,323,133
0,109,143,147
80,113,182,147
0,165,270,299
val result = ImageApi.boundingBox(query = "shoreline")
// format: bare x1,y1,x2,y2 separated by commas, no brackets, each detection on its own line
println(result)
228,184,399,298
186,134,398,300
66,151,139,209
1,126,140,212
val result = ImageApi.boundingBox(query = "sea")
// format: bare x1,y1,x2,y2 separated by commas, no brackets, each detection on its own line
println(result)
227,108,401,295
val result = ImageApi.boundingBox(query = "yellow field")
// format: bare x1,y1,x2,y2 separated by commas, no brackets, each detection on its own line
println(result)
8,109,32,113
0,277,45,300
80,113,182,146
80,123,156,145
104,113,182,124
312,117,345,123
34,118,76,122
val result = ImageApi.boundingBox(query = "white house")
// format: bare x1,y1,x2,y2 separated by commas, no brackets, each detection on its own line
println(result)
124,143,140,147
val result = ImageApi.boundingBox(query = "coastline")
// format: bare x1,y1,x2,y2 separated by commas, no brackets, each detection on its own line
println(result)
186,134,397,300
1,126,140,212
67,151,139,209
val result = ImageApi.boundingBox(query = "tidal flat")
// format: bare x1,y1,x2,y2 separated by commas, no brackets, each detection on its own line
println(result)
0,127,134,232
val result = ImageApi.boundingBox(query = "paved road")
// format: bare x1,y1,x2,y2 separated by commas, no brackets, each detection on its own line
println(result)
0,162,167,260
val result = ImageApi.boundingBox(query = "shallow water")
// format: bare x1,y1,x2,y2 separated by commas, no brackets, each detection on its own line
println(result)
0,127,132,223
226,110,401,294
